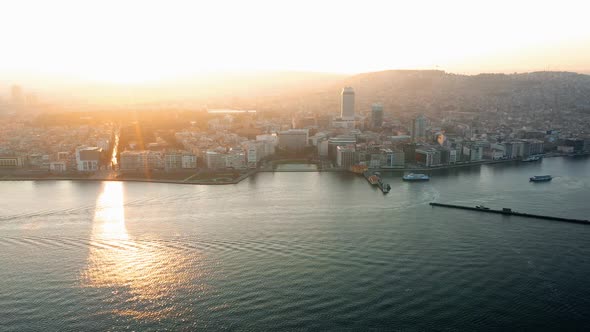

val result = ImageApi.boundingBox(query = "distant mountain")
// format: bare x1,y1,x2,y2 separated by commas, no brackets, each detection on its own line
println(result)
4,70,590,114
276,70,590,116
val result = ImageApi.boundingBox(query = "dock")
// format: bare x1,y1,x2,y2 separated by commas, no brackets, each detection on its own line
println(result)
429,202,590,225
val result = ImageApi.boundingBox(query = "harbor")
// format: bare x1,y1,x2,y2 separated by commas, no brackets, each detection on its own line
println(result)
430,202,590,225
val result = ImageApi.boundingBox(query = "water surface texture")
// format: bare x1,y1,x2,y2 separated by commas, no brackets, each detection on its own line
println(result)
1,157,590,330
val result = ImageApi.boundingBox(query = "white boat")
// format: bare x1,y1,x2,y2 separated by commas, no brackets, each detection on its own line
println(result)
403,173,430,181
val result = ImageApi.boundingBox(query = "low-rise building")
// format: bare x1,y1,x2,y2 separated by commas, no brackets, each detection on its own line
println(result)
256,134,278,157
76,147,102,172
328,136,357,161
336,145,356,168
524,139,544,156
0,156,25,168
181,154,197,169
382,149,405,168
565,138,585,153
484,148,505,160
416,147,442,167
557,145,574,153
278,129,309,152
49,161,68,172
164,151,197,170
164,152,183,170
318,139,329,158
120,150,163,172
244,141,266,168
331,118,355,129
57,152,69,161
225,149,247,169
206,151,227,169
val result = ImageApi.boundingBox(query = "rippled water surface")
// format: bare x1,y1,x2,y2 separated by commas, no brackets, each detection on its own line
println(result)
1,157,590,330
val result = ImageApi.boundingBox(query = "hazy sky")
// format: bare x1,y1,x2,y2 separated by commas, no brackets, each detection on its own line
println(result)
1,0,589,83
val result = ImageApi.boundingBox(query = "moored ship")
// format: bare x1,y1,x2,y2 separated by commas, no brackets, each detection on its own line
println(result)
363,171,380,185
402,173,430,181
364,170,390,192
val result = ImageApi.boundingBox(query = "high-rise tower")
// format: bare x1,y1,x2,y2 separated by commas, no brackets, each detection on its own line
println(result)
371,103,383,128
340,87,355,120
412,115,427,141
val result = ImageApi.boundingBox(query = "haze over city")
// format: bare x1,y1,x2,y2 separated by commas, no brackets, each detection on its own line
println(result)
2,0,589,86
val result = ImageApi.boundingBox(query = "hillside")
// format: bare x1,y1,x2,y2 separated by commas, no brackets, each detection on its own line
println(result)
4,70,590,116
282,70,590,116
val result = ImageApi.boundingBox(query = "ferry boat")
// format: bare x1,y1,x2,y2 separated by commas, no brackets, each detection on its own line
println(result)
530,175,552,182
402,173,430,181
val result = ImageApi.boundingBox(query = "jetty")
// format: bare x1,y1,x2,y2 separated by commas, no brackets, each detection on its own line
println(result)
429,202,589,225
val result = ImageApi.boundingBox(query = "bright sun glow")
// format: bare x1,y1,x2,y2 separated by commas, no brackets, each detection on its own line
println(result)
1,0,589,83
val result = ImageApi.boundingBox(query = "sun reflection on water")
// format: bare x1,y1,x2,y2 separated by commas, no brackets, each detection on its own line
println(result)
80,182,205,321
92,181,127,240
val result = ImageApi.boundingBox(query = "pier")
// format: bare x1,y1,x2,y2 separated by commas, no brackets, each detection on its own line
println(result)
430,202,590,225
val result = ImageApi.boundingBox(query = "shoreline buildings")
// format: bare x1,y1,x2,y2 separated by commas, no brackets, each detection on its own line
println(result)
2,82,590,176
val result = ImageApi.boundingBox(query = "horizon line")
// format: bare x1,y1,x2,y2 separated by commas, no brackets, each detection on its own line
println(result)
2,68,590,87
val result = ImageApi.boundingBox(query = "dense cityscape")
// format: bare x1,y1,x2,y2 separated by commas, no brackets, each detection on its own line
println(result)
1,74,590,184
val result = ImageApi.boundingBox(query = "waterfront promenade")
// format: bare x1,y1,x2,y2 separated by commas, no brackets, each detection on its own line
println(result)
1,153,586,185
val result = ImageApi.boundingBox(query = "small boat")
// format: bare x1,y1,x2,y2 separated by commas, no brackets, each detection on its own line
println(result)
530,175,552,182
522,155,542,162
383,184,391,193
475,205,490,210
377,180,391,193
403,173,430,181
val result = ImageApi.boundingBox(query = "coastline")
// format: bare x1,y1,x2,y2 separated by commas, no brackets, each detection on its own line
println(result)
0,170,257,186
0,177,245,185
1,153,586,185
354,152,588,173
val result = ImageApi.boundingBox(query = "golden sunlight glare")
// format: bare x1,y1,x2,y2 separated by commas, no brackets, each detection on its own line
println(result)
0,0,588,83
